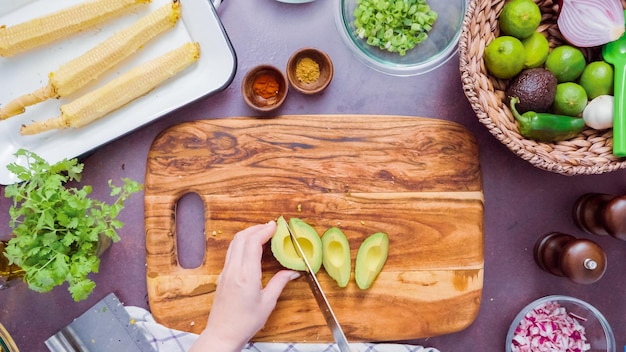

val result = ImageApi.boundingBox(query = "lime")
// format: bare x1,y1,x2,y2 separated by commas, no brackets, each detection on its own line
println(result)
484,36,526,79
579,61,614,99
545,45,586,82
553,82,588,116
521,31,549,68
499,0,542,39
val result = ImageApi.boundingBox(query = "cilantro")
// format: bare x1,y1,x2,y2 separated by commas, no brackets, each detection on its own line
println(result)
3,149,142,301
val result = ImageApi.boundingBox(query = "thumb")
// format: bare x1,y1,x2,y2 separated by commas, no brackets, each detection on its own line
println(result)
262,270,300,307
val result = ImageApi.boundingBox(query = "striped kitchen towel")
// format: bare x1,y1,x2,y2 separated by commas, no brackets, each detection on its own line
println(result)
126,307,441,352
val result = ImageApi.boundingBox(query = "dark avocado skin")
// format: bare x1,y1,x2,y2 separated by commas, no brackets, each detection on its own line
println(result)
506,68,558,114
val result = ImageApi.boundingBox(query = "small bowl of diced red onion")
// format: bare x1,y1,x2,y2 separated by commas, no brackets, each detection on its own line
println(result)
506,295,615,352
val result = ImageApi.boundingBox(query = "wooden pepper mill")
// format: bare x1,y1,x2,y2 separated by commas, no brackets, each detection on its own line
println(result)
573,193,626,241
534,232,607,284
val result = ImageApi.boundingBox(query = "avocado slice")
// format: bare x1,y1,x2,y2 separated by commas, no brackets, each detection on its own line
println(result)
355,232,389,290
271,216,322,273
321,227,351,288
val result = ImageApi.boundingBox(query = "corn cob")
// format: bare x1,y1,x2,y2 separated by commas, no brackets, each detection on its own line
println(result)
0,0,152,58
0,1,180,120
20,42,200,135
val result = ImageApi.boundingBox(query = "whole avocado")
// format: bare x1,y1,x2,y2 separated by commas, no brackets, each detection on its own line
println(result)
506,68,558,114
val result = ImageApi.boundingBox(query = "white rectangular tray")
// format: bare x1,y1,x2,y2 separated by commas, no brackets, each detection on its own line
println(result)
0,0,236,185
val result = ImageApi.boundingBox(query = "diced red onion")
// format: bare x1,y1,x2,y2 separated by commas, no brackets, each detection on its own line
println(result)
557,0,625,47
510,301,591,352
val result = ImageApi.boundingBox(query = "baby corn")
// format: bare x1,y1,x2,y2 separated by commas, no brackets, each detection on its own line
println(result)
20,42,200,135
0,0,151,58
0,1,180,120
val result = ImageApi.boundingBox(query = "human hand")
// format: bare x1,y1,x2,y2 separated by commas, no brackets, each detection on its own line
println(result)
190,221,299,352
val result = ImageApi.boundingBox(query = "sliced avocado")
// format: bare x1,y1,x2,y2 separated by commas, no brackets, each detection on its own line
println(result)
321,227,351,288
271,216,322,273
355,232,389,290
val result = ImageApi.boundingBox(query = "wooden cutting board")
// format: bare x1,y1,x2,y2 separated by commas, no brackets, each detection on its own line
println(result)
144,115,484,342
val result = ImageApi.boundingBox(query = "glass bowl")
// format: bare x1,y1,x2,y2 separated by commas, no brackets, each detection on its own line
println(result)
506,295,615,352
335,0,467,76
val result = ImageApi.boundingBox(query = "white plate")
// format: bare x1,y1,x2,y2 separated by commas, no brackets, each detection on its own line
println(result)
0,0,236,185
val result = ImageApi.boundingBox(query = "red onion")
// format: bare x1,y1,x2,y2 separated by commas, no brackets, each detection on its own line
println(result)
557,0,625,47
511,301,590,352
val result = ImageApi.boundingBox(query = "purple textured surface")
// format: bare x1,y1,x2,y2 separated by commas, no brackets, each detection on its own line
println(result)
1,1,625,351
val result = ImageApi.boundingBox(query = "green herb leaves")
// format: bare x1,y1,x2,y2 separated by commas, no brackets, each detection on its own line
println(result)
353,0,438,56
3,149,142,301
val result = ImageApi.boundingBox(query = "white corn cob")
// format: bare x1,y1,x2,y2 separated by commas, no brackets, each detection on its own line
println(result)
20,42,200,135
0,1,180,120
0,0,152,58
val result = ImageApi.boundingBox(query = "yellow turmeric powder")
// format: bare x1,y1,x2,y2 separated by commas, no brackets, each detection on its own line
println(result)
295,57,320,84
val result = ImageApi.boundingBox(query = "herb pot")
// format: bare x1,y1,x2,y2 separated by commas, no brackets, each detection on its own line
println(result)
95,233,113,257
3,149,142,301
1,233,112,290
0,241,24,289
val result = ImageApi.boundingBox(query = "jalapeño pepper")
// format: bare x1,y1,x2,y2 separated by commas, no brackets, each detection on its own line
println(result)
509,96,585,142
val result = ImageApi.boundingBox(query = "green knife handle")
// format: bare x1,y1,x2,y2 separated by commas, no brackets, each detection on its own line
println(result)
613,60,626,157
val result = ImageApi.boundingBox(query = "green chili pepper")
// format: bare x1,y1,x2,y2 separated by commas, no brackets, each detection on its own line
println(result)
509,96,585,142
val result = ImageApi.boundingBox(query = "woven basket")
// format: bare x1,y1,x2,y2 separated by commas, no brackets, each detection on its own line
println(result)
459,0,626,175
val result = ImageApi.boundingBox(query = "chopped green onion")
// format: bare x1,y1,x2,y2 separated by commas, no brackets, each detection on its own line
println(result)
353,0,437,56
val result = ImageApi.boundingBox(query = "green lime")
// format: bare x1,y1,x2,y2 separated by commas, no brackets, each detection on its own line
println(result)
499,0,542,39
521,31,549,68
545,45,587,82
579,61,614,99
484,36,526,79
553,82,588,116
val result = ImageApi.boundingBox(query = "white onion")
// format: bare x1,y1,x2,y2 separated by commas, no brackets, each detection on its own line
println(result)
583,95,614,130
558,0,625,47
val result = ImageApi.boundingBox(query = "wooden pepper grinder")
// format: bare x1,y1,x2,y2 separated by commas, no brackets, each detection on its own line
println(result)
573,193,626,241
534,232,607,284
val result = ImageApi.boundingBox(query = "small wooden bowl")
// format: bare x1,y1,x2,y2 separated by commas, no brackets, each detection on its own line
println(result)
241,65,288,112
286,48,333,94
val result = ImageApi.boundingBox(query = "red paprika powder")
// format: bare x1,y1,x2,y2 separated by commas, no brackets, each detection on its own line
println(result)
252,73,279,99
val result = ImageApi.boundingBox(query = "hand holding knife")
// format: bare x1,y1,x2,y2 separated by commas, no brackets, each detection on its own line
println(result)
286,224,353,352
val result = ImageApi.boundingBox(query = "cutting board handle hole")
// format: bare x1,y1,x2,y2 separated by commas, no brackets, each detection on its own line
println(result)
175,192,206,269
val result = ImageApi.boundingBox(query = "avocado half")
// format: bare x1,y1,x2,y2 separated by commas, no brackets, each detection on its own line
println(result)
321,227,352,288
355,232,389,290
271,216,322,273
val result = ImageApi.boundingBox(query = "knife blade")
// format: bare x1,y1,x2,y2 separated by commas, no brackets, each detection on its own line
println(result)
286,224,352,352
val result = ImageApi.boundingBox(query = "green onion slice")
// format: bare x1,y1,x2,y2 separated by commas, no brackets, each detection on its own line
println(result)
353,0,438,56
